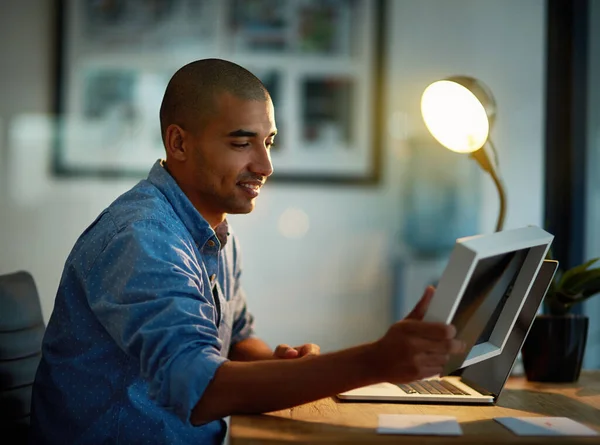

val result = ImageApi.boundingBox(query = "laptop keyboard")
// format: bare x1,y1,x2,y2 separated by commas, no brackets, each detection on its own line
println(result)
397,379,470,396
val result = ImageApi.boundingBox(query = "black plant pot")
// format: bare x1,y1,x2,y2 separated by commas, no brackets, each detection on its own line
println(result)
521,314,588,382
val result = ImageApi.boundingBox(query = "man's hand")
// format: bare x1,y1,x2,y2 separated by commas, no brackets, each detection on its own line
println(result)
273,343,320,359
370,285,465,383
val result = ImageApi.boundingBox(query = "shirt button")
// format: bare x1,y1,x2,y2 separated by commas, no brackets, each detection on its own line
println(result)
207,240,216,247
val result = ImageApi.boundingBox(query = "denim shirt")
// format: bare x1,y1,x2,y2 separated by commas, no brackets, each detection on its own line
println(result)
30,160,255,445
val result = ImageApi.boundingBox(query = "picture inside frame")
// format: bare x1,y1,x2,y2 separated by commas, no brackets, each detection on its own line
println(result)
54,0,382,183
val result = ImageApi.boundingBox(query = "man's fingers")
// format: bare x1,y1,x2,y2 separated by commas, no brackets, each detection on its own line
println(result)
399,319,457,341
409,337,466,356
273,344,299,359
405,286,435,320
297,343,320,357
418,353,450,368
419,366,445,380
449,338,465,354
274,344,290,356
274,343,321,359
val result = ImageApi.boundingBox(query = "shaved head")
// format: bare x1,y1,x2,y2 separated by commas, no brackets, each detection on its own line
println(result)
159,58,270,144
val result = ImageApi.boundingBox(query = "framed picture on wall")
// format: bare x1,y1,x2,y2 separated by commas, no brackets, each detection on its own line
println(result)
54,0,384,184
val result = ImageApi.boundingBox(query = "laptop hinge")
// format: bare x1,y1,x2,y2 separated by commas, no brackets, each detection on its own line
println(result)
459,377,496,398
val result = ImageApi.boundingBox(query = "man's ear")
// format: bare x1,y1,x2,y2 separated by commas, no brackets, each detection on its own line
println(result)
164,124,188,161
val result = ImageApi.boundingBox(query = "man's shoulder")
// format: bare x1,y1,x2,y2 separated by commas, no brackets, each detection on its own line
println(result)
71,180,184,255
106,180,181,232
66,181,190,278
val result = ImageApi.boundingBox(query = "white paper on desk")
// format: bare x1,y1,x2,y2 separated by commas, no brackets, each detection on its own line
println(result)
377,414,463,435
495,417,599,436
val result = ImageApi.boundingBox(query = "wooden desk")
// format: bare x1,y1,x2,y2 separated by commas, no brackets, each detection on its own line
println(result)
230,371,600,444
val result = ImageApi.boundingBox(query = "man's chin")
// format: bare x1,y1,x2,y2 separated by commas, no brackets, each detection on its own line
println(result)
226,201,256,215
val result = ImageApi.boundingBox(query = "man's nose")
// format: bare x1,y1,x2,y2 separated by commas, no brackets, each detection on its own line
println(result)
250,145,274,178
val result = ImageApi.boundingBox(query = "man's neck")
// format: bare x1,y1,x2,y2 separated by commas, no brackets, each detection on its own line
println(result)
162,160,225,229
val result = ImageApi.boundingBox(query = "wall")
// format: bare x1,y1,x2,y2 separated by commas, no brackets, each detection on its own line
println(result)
0,0,547,353
584,0,600,368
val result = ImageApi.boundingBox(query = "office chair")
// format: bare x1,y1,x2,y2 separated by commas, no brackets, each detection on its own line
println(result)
0,271,45,445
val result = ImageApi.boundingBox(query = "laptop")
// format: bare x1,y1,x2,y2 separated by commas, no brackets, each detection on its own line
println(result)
337,259,558,404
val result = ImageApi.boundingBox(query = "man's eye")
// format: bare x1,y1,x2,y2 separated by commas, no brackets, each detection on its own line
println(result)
231,142,250,148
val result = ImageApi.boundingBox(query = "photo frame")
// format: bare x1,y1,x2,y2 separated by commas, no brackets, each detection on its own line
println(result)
54,0,384,184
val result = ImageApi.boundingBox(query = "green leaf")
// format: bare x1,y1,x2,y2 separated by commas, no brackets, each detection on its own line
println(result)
561,268,600,293
542,256,600,314
558,258,600,288
580,277,600,297
553,290,580,304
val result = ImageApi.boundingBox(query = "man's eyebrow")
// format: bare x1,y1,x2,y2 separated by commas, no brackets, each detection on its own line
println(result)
228,129,257,138
227,129,278,138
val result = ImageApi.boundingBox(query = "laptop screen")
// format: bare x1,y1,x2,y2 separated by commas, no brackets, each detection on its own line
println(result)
451,260,558,399
451,248,529,349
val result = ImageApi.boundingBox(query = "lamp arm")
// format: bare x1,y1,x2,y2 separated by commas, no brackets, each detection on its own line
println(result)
489,167,507,232
470,141,506,232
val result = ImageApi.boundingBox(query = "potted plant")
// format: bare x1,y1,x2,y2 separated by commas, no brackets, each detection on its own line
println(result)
521,255,600,382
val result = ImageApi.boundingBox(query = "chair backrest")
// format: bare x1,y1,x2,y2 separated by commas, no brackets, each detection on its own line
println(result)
0,271,45,444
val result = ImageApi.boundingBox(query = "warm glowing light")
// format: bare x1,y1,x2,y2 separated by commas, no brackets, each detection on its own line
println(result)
277,207,310,239
421,80,490,153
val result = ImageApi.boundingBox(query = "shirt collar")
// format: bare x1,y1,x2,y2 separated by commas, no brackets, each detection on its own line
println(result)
146,159,229,250
214,219,230,248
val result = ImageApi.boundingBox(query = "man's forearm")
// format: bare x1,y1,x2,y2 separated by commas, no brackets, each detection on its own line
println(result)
191,288,464,426
228,337,274,361
191,342,378,425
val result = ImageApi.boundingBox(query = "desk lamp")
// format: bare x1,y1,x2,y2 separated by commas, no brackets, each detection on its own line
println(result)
420,76,506,232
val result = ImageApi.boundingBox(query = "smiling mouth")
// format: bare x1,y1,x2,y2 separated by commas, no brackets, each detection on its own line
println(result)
238,183,261,192
237,181,264,197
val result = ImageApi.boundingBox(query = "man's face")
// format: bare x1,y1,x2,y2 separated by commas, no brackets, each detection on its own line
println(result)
182,92,276,225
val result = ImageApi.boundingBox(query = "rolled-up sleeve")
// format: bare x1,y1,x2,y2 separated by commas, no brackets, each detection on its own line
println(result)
84,218,227,424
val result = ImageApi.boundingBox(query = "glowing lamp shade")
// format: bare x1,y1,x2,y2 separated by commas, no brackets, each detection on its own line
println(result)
421,79,491,153
420,76,506,232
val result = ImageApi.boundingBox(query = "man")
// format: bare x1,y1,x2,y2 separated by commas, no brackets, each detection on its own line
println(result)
30,59,464,444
